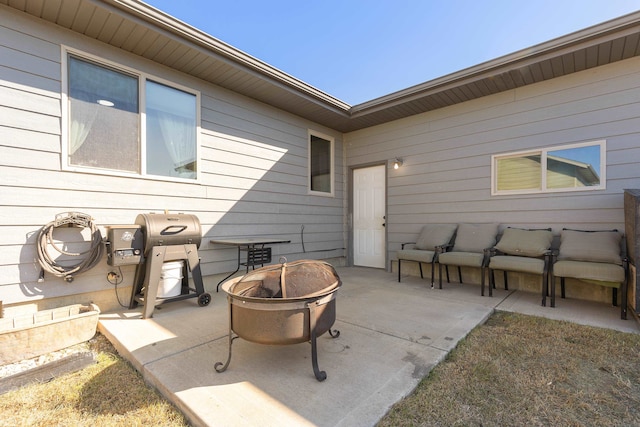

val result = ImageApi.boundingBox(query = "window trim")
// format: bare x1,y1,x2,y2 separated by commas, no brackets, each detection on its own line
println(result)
61,47,201,182
307,130,335,197
491,140,606,196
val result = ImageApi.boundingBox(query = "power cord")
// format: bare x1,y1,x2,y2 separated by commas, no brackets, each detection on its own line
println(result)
106,267,129,308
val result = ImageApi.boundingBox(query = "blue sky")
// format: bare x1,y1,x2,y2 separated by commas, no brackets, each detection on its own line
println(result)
144,0,640,105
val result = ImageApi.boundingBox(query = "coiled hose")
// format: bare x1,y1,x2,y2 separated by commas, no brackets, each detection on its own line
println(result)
37,212,104,282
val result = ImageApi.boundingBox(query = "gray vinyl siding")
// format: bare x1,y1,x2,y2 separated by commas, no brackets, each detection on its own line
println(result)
0,7,345,310
345,57,640,264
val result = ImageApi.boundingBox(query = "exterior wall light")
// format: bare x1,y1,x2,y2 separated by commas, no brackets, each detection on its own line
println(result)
392,158,403,169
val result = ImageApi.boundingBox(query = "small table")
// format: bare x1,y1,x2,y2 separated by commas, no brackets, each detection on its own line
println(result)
211,238,291,291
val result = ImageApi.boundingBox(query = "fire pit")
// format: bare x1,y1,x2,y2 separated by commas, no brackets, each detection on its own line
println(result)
215,259,341,381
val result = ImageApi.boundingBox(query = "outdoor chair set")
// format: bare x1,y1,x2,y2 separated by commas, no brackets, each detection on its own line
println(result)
396,224,628,319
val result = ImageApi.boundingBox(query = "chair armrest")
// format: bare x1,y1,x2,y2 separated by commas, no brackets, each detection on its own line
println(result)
435,243,454,254
486,246,500,257
401,242,416,250
481,247,494,265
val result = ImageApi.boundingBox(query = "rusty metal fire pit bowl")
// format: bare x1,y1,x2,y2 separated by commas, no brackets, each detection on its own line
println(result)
215,259,341,381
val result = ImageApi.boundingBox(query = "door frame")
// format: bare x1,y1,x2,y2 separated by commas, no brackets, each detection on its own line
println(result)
348,162,388,270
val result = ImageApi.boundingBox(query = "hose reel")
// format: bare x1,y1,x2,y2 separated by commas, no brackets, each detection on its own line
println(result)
36,212,104,282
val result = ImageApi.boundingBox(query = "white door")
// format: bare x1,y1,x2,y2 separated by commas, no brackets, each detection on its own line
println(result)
353,165,386,268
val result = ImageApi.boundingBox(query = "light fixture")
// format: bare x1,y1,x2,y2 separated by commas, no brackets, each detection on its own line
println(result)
97,99,114,107
392,158,403,170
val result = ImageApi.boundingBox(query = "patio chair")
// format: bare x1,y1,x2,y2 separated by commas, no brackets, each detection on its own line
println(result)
437,223,499,296
551,228,628,320
488,227,554,305
396,224,457,287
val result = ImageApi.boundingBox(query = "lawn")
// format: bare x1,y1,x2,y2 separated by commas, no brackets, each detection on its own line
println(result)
378,311,640,426
0,334,187,426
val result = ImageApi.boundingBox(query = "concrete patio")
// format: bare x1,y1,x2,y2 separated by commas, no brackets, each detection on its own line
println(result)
98,267,639,426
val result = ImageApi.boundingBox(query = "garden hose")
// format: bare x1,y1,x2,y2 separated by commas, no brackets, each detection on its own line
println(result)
37,212,104,282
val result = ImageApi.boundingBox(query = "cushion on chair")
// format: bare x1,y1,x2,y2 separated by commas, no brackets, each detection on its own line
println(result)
489,255,546,274
553,260,625,284
452,223,499,252
396,249,436,263
494,228,553,257
414,224,457,250
438,251,484,267
557,229,622,265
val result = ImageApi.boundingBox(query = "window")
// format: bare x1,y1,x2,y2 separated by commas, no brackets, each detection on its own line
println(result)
308,131,334,196
492,141,605,195
146,81,197,178
65,53,198,180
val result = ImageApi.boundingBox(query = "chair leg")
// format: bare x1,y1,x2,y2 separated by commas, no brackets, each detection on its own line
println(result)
612,288,618,307
621,282,628,320
398,259,402,282
431,261,437,289
561,278,566,299
438,262,443,289
503,271,508,290
446,266,450,282
458,266,463,284
481,266,486,296
550,274,556,308
418,262,424,279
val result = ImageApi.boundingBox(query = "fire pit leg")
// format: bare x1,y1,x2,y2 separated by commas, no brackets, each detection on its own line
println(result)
308,302,325,381
310,328,326,381
215,299,237,374
308,301,340,382
214,332,237,374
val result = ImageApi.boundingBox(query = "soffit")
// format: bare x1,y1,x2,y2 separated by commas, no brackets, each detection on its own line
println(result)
3,0,640,133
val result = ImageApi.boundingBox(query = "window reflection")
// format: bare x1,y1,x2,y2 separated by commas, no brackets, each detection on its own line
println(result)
496,154,542,191
546,145,600,188
492,141,604,195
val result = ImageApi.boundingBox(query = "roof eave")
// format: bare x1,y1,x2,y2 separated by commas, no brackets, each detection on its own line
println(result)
350,10,640,118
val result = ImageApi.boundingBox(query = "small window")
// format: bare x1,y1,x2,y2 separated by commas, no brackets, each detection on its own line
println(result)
308,131,334,196
492,141,605,195
65,53,198,180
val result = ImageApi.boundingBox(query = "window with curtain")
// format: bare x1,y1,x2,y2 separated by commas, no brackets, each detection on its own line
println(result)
492,140,605,195
68,56,139,172
309,132,334,196
66,54,198,179
146,81,197,179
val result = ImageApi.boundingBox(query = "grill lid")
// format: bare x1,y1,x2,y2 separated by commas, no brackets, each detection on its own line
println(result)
135,213,202,252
